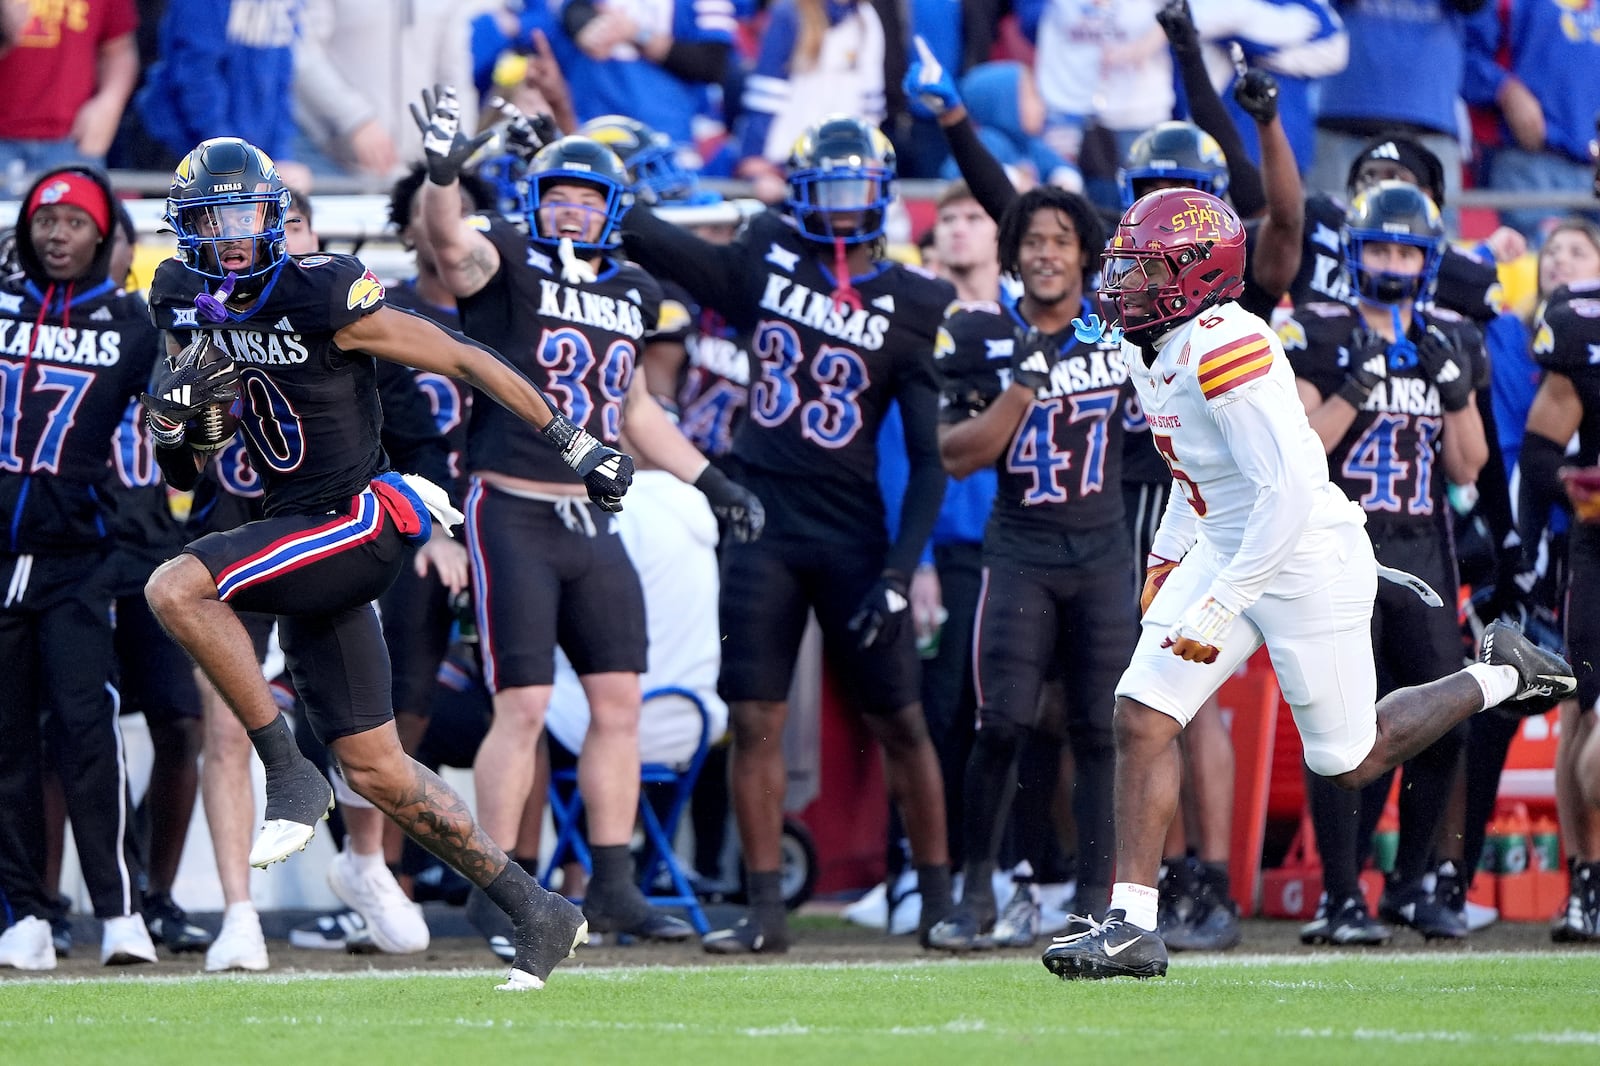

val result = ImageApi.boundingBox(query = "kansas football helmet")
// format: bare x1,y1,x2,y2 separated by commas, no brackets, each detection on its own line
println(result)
786,115,897,245
1117,122,1230,209
1342,180,1445,305
523,136,633,252
1099,188,1247,338
165,137,291,281
577,115,708,204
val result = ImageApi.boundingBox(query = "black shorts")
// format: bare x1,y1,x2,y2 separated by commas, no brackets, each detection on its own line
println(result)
1567,523,1600,714
464,480,647,692
972,551,1137,735
1369,528,1461,693
379,556,455,717
185,483,413,742
718,535,921,712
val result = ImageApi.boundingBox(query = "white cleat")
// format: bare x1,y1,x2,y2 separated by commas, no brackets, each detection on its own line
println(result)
206,906,270,973
248,810,329,870
495,968,546,992
326,842,430,954
101,914,158,966
0,916,58,971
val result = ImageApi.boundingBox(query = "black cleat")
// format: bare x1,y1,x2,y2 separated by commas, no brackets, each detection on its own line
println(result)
1479,620,1578,716
1041,910,1168,980
1300,893,1392,946
466,888,517,961
702,913,789,955
144,894,214,954
1378,879,1467,940
497,890,588,992
1551,863,1600,944
1166,879,1241,952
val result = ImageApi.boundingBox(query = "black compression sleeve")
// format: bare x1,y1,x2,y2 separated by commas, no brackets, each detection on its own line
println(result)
1516,431,1568,551
1170,39,1266,219
155,444,203,493
888,376,947,575
942,114,1018,224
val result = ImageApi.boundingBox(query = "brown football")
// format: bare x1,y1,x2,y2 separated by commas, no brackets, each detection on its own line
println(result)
188,400,240,451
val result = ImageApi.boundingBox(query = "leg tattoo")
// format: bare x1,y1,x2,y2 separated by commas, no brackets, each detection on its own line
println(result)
384,762,508,888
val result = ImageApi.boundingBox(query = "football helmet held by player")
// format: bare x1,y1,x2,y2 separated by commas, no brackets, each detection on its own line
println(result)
1099,188,1247,338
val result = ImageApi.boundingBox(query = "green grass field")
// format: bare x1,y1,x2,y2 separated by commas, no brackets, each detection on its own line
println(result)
3,953,1598,1066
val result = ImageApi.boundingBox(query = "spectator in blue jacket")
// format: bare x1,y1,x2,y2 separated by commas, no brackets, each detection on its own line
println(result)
1462,0,1600,243
134,0,307,189
553,0,735,148
1307,0,1482,221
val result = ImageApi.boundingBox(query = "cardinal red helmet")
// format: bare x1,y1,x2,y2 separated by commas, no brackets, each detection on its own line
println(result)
1098,188,1246,338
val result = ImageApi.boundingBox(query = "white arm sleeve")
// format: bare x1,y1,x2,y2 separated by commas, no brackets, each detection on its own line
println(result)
1204,389,1315,613
1150,483,1200,563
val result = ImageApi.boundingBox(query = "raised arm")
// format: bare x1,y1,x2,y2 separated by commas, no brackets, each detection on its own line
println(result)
412,86,501,298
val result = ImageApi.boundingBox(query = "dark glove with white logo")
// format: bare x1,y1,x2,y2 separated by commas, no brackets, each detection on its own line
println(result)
1417,322,1473,413
543,411,634,512
1155,0,1201,57
694,464,765,543
1233,67,1280,126
410,84,494,186
1337,328,1388,409
1009,328,1054,397
848,570,911,650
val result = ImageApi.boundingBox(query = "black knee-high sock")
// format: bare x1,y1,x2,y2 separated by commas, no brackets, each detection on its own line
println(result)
1306,769,1367,901
1392,722,1467,885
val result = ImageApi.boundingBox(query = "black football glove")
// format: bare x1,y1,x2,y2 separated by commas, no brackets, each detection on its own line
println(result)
1233,67,1280,125
1009,328,1055,397
410,84,495,187
1337,328,1388,409
542,411,635,512
1417,322,1474,413
1155,0,1201,55
490,96,561,165
693,464,765,543
847,570,911,650
141,334,240,425
1483,530,1540,624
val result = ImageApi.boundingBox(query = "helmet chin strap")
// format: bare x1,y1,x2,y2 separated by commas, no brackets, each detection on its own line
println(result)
828,237,862,315
194,271,239,323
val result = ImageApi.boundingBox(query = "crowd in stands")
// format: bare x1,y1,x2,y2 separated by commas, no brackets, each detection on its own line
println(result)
1,0,1599,976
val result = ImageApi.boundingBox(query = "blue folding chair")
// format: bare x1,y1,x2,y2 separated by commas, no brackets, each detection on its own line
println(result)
541,686,714,934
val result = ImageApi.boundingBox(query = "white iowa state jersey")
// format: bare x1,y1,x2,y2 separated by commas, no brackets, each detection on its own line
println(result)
1127,301,1364,609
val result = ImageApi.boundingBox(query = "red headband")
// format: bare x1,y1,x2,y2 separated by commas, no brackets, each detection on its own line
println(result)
27,173,112,237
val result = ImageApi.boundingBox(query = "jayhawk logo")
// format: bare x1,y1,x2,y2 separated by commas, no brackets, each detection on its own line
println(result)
347,269,385,310
1276,317,1308,352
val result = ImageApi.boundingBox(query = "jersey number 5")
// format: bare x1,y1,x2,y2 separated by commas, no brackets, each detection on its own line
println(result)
1152,432,1208,517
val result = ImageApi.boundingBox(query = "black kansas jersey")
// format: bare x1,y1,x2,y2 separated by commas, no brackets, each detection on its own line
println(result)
1533,279,1600,468
666,279,751,461
1284,300,1487,531
937,297,1133,560
457,216,660,484
0,278,159,551
149,253,387,518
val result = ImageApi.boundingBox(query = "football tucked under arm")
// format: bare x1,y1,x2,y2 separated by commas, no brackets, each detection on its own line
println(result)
142,333,241,451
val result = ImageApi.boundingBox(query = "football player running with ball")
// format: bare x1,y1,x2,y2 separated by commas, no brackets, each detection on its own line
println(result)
141,137,629,992
1040,188,1578,981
